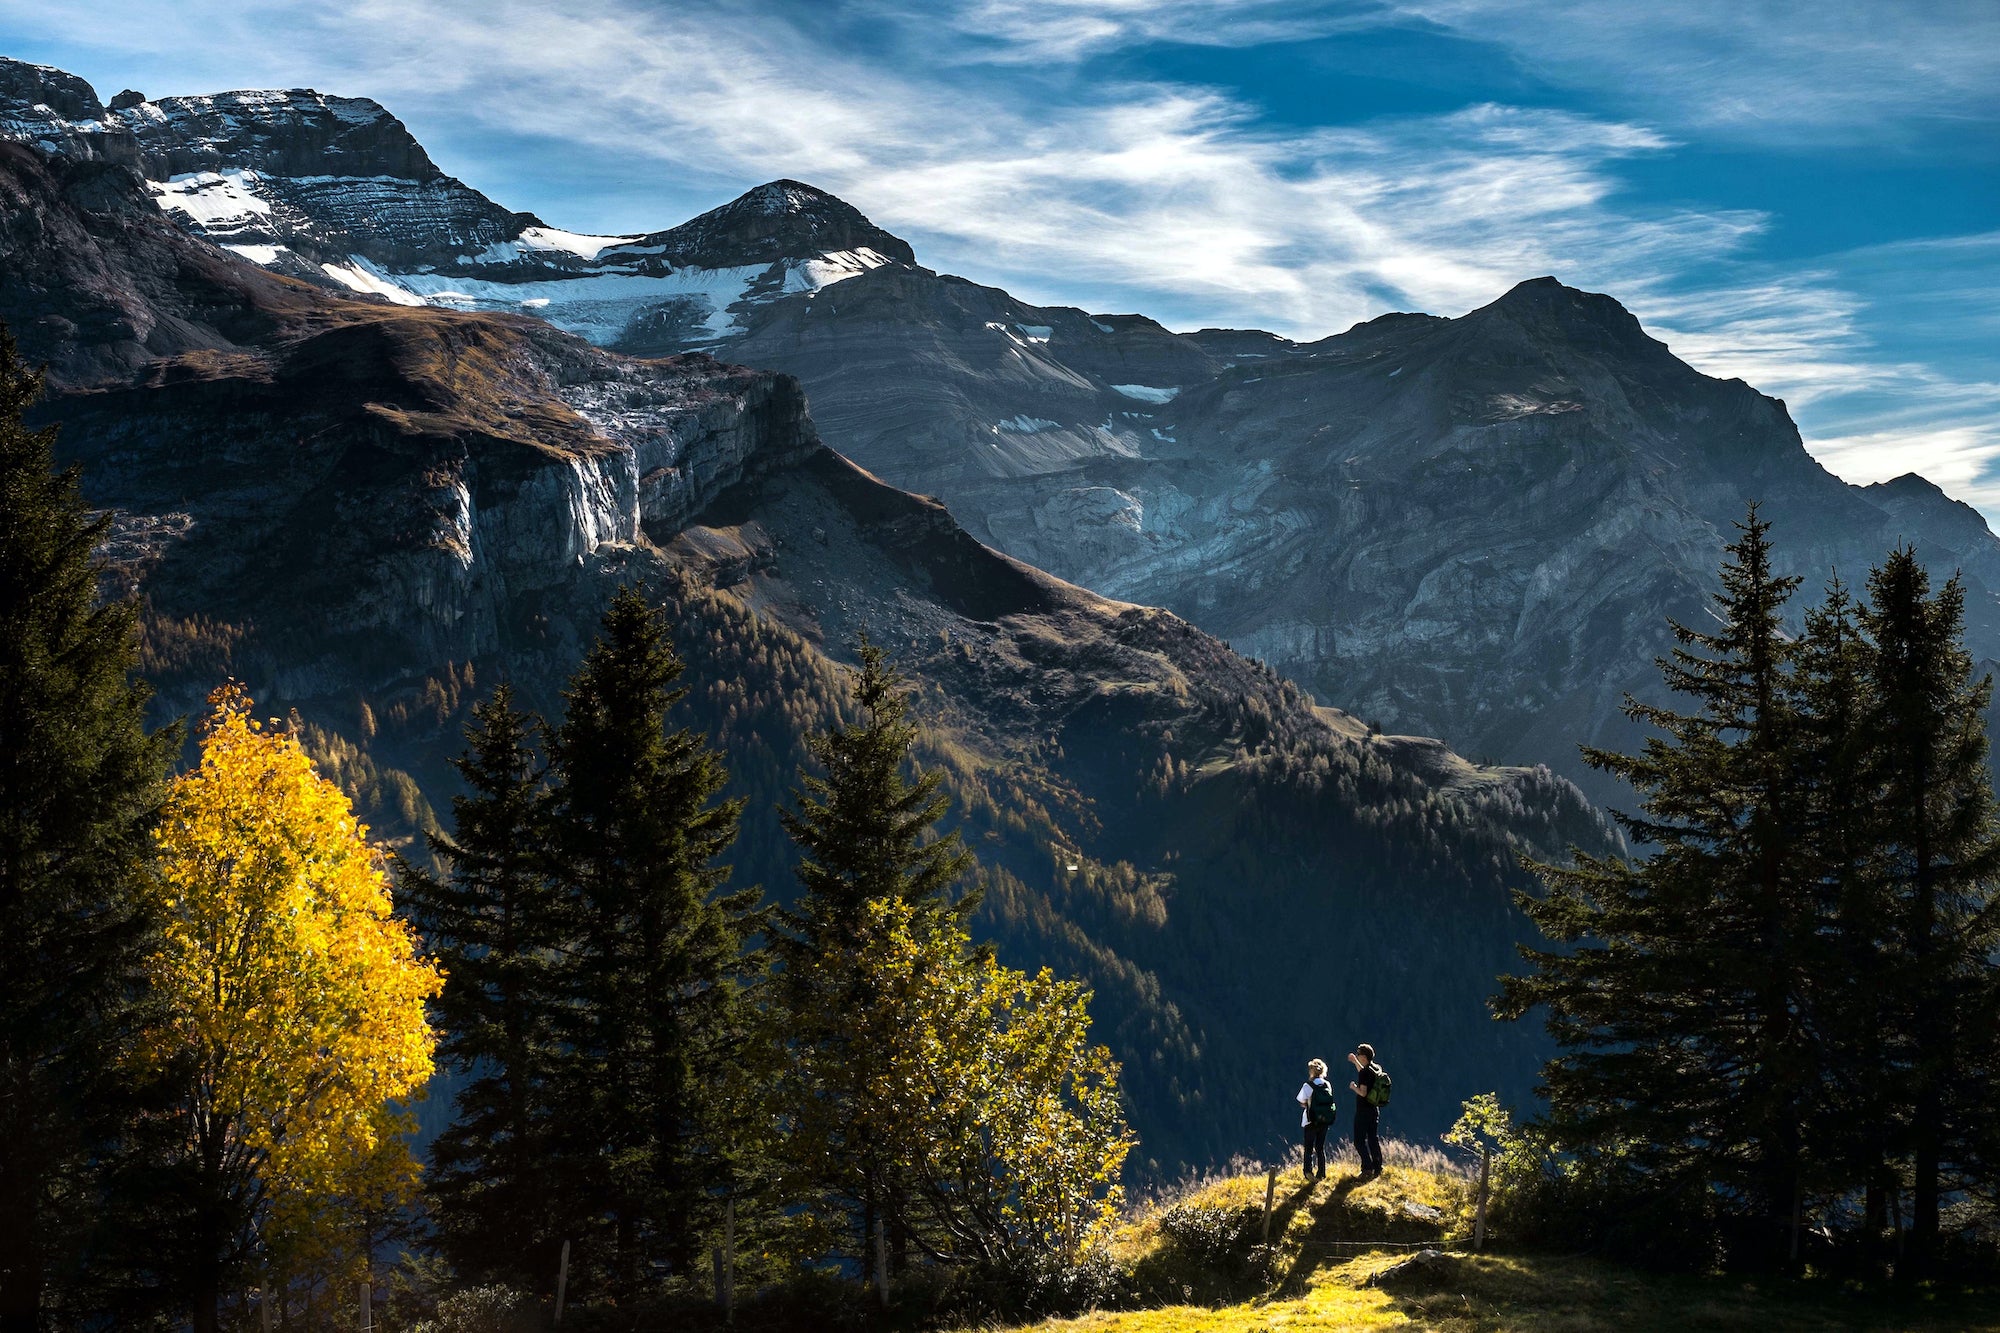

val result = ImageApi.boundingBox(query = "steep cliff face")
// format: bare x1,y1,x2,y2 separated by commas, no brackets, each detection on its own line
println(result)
9,133,1610,1170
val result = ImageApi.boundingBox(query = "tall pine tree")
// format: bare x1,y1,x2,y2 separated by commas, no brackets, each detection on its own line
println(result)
542,586,761,1300
774,636,975,1270
1498,508,1822,1266
0,325,175,1330
1791,578,1902,1258
401,684,565,1290
1858,551,2000,1278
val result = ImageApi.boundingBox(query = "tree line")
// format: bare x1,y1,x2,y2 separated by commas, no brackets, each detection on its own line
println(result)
0,329,1130,1329
1495,508,2000,1278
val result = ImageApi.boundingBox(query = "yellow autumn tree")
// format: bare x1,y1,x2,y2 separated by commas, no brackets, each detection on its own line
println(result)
148,684,440,1332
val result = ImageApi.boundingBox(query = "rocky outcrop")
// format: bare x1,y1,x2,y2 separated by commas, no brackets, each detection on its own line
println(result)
0,142,311,383
631,178,915,270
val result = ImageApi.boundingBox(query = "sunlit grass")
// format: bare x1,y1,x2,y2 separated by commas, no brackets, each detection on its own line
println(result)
1017,1155,2000,1333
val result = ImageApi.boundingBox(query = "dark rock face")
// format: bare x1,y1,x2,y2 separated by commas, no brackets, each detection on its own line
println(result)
0,143,309,383
7,131,1608,1170
0,58,103,121
720,271,2000,804
0,58,534,275
632,178,916,270
123,88,445,181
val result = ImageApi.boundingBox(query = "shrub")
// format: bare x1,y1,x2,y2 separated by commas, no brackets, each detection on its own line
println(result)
409,1285,539,1333
1447,1093,1720,1270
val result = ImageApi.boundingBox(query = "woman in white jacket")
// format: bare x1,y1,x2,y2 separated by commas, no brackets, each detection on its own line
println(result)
1296,1058,1336,1181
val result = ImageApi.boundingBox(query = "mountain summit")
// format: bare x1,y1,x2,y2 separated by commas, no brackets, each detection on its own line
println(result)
643,178,917,269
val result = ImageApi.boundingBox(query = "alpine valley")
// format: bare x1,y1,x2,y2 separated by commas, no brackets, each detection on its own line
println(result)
0,57,1636,1178
5,56,1991,1174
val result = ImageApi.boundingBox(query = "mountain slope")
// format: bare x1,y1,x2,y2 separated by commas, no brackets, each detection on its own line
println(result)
16,57,1989,802
2,135,1608,1171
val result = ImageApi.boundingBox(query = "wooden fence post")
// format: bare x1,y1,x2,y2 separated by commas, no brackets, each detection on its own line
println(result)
873,1216,890,1308
554,1239,570,1326
1262,1166,1280,1242
1474,1145,1491,1253
359,1278,372,1333
725,1197,737,1324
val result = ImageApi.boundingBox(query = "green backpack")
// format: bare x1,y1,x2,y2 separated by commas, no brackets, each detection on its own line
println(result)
1308,1079,1337,1126
1365,1065,1392,1108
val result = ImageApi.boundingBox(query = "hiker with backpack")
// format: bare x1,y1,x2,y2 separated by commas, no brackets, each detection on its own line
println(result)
1296,1059,1338,1180
1348,1044,1390,1179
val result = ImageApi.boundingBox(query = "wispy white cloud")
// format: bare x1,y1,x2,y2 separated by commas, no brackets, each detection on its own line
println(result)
900,0,1387,63
1401,0,2000,143
920,0,2000,144
1812,425,2000,517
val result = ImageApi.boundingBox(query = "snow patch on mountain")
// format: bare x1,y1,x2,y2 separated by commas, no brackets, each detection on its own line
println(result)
221,242,286,264
996,415,1062,433
152,169,271,232
319,258,425,305
1112,383,1180,403
292,248,895,345
466,226,638,264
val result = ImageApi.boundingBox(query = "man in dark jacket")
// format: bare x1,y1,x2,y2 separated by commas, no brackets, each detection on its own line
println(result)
1348,1043,1384,1179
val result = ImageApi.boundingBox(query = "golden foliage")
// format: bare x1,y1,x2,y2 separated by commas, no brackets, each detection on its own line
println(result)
148,683,441,1287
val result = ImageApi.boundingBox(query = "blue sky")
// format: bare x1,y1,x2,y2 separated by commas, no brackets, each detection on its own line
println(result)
5,0,1998,514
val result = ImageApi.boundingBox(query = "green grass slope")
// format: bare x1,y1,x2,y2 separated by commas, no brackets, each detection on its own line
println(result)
1030,1157,2000,1333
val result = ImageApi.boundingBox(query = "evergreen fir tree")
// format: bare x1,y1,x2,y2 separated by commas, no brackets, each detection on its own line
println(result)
0,324,176,1330
541,586,760,1300
400,684,564,1291
1858,550,2000,1278
777,635,976,948
1498,508,1820,1266
774,635,975,1268
1790,578,1901,1257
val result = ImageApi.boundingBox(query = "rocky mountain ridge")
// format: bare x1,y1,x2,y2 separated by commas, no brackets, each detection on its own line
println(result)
1,61,907,351
11,54,1995,804
1,132,1609,1170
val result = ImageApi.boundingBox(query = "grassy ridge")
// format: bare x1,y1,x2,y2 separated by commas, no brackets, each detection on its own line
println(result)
1027,1155,2000,1333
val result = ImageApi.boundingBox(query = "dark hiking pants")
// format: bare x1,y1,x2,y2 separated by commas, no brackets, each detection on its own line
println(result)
1354,1107,1382,1173
1303,1121,1328,1176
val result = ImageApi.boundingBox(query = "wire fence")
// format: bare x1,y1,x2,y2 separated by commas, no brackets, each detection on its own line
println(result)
1294,1235,1472,1255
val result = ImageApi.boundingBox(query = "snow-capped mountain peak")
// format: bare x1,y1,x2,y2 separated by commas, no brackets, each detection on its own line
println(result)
0,56,918,355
